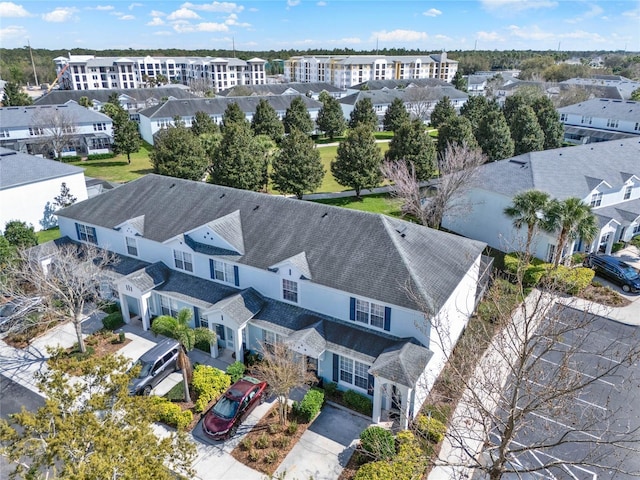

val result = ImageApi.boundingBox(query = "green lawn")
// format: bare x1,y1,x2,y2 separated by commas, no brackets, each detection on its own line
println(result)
314,131,394,145
312,193,403,217
68,144,154,183
37,227,61,243
316,142,390,193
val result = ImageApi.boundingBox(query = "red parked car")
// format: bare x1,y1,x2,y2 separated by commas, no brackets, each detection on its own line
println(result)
202,376,268,440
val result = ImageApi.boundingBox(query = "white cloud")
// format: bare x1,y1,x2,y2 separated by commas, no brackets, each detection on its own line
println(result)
373,29,428,42
476,30,504,42
287,0,301,6
248,7,258,12
0,24,27,40
433,34,452,42
42,7,78,22
94,5,114,11
119,14,135,20
328,37,361,44
481,0,557,12
423,8,442,17
0,2,30,17
167,7,201,20
507,24,554,40
147,17,165,26
154,30,173,36
224,13,250,27
317,1,327,5
622,6,640,19
566,4,603,24
128,2,143,10
173,21,229,33
150,10,166,17
181,2,244,13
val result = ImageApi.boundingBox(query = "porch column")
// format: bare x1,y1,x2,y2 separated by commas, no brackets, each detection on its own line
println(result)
118,291,131,324
140,293,151,331
372,377,384,424
234,326,244,364
399,386,411,430
604,233,615,255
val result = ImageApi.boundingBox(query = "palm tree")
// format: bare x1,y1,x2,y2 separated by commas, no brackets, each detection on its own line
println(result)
545,197,599,267
151,308,216,403
503,189,551,259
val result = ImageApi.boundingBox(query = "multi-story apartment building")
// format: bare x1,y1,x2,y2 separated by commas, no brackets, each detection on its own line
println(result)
558,98,640,144
53,55,267,93
285,53,458,88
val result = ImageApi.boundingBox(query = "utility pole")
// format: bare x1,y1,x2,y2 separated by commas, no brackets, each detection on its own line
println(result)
28,39,39,87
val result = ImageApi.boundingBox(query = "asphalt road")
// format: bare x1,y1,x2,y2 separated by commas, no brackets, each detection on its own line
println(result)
485,306,640,480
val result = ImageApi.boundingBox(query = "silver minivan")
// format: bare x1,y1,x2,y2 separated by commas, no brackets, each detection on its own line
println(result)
129,338,181,395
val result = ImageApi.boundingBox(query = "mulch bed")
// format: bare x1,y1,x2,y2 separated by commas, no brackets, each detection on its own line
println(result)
230,404,311,475
577,283,631,307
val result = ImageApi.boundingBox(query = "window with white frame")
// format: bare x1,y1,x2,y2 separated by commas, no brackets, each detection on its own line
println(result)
635,122,639,132
160,296,179,317
607,118,619,129
173,250,193,272
120,236,136,257
590,192,602,207
76,223,97,244
263,330,282,349
355,299,384,328
29,127,44,136
339,356,369,390
624,186,632,200
559,113,567,122
211,259,235,284
282,279,298,303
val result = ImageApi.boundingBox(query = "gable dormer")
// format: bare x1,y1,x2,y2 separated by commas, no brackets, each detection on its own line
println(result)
182,210,245,256
269,252,312,281
115,215,145,237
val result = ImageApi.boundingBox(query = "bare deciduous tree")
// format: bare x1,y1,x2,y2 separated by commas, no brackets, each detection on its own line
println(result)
32,107,78,160
404,86,441,123
188,77,215,97
382,142,486,229
251,341,316,425
424,272,640,479
0,242,116,353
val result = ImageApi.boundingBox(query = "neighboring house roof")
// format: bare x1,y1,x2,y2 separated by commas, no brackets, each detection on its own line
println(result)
34,87,197,106
558,98,640,123
339,87,467,107
351,79,451,90
472,138,640,200
218,82,344,97
0,147,84,190
563,125,637,141
58,174,485,311
0,103,112,128
370,341,433,385
138,95,322,119
592,198,640,225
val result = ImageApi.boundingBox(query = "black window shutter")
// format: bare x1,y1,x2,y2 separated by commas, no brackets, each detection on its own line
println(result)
384,307,391,331
349,297,356,321
367,374,375,396
209,259,215,279
193,306,200,328
332,354,339,382
75,223,81,240
233,265,239,286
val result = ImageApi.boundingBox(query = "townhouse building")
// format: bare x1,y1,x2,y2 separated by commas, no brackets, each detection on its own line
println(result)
0,102,113,159
53,55,267,93
285,53,458,89
442,138,640,262
55,174,489,428
557,98,640,144
218,82,347,100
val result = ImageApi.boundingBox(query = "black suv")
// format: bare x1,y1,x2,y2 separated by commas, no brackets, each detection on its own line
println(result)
583,254,640,293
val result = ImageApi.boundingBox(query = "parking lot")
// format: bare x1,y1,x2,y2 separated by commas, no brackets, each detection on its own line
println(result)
489,306,640,479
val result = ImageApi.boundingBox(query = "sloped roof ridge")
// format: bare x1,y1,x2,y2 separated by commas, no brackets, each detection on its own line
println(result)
207,209,245,254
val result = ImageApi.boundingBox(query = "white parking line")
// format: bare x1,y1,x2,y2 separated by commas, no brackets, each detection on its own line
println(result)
541,335,624,365
528,411,602,440
525,379,608,411
535,356,615,387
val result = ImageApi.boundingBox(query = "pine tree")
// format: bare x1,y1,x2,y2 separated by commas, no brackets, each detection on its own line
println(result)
222,102,247,130
53,182,77,209
476,109,515,162
509,104,545,155
532,97,564,150
283,96,314,135
437,116,479,156
191,111,218,136
1,82,32,106
383,97,410,132
150,123,208,181
316,92,346,139
452,70,467,92
331,125,383,198
210,122,263,191
251,99,284,143
460,95,491,133
272,129,324,199
385,119,436,181
348,97,378,131
429,96,457,129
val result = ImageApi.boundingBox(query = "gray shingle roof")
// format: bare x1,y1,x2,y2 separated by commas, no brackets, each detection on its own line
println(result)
138,96,322,119
0,103,111,128
0,147,85,190
558,98,640,123
339,87,466,107
593,198,640,225
370,341,433,385
58,174,485,311
350,78,451,90
218,82,344,97
213,288,264,325
473,138,640,200
124,261,170,292
34,87,197,107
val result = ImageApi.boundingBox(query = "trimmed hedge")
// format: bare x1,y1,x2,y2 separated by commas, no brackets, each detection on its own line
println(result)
546,266,594,294
192,364,231,413
293,387,324,423
102,312,124,331
359,426,395,461
343,389,373,416
413,414,446,443
151,397,193,430
354,461,395,480
87,153,116,160
226,361,246,383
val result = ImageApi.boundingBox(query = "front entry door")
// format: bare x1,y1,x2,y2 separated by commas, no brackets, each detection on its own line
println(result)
226,327,234,350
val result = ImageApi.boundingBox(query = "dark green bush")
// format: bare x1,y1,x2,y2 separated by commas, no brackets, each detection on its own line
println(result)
344,389,373,416
102,312,124,331
323,381,338,398
413,414,447,443
545,265,594,294
359,426,395,461
226,361,246,383
61,155,82,163
194,339,211,353
150,397,192,430
293,387,325,422
631,236,640,249
611,241,625,253
87,153,116,160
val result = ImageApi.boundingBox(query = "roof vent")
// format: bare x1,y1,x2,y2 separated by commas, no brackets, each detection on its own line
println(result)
220,193,225,198
253,205,259,211
169,183,175,189
321,212,328,218
509,159,527,165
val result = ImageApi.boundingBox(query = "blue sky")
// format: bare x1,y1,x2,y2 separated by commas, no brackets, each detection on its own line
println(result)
1,0,639,52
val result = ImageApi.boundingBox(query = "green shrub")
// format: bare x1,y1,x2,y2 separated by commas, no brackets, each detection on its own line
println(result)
102,312,124,331
293,387,324,423
87,153,116,160
273,436,290,448
192,364,231,413
477,278,521,324
413,414,446,443
522,265,546,287
194,339,211,353
343,389,373,416
354,460,395,480
323,381,338,398
359,426,395,461
247,448,259,462
151,397,193,430
571,252,586,266
631,236,640,249
546,265,594,294
61,155,82,163
264,451,279,464
286,421,298,435
255,432,270,449
503,252,523,275
611,241,625,253
100,301,120,314
226,361,246,383
240,437,253,451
